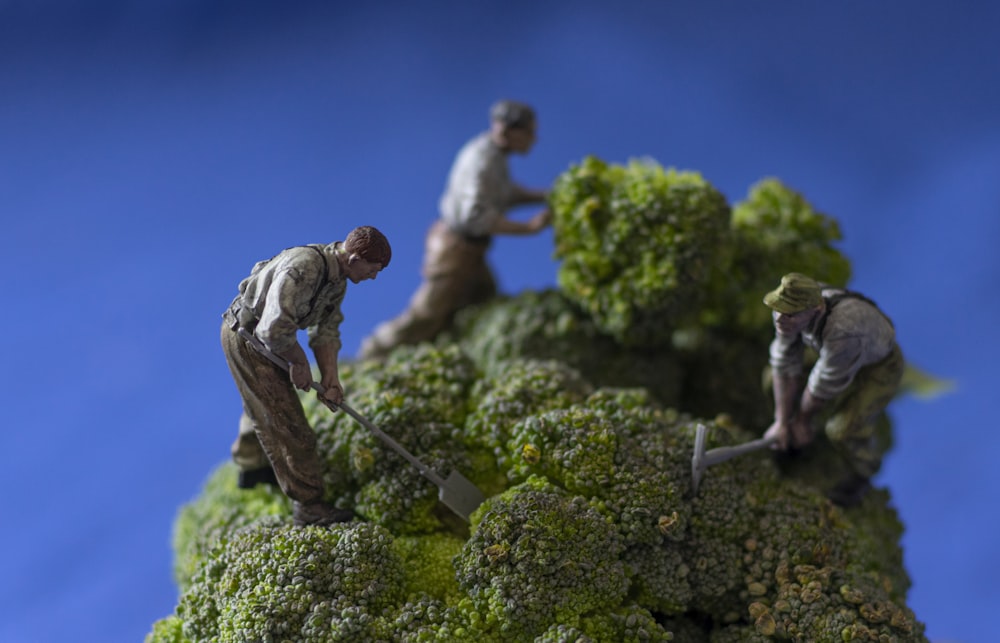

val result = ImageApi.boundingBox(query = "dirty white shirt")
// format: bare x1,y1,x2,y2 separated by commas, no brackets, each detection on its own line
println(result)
769,289,896,399
230,244,347,355
438,132,525,237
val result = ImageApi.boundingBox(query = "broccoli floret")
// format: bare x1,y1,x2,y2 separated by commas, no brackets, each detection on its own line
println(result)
143,615,187,643
307,344,480,534
450,289,686,407
506,400,687,548
455,477,629,640
394,531,466,603
464,358,592,476
175,519,404,642
171,462,291,591
551,156,732,347
534,605,674,643
576,605,675,642
704,177,851,337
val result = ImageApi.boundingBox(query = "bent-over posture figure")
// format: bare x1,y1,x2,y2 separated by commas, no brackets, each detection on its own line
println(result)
763,272,904,506
221,226,391,525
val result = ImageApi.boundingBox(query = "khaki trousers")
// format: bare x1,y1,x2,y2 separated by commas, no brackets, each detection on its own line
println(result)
220,322,325,504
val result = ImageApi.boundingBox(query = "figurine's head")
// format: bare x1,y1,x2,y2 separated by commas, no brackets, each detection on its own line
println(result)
489,99,537,154
343,226,392,283
764,273,824,335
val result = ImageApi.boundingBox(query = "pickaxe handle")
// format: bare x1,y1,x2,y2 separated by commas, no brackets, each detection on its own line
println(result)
702,435,778,467
691,423,778,494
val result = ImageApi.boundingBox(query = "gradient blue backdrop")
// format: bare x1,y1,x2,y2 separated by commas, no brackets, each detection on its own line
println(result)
1,2,996,642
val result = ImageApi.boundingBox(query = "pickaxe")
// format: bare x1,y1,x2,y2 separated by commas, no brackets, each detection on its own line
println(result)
690,423,777,494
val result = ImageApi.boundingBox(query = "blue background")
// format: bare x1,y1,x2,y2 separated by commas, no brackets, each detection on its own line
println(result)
1,2,996,642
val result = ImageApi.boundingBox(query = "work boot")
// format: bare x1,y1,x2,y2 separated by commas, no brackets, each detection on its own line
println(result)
827,473,872,507
237,466,279,489
293,501,355,527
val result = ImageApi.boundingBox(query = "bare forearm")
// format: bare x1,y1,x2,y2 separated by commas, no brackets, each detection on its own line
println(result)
275,342,309,369
510,187,548,205
313,343,340,385
772,372,804,423
798,387,828,425
490,208,552,236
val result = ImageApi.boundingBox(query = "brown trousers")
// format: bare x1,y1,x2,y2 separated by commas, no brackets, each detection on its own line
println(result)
220,322,325,504
360,220,496,358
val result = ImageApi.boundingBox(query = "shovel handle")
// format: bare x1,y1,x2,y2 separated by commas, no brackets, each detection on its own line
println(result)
236,328,445,486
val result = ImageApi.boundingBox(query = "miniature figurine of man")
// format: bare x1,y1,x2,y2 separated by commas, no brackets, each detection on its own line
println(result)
221,226,392,526
359,100,551,360
763,272,904,506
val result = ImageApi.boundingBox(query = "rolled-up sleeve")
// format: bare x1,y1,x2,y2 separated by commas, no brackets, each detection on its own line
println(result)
769,334,806,377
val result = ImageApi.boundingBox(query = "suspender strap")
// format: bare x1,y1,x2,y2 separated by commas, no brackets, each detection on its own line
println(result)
814,290,894,340
303,245,331,311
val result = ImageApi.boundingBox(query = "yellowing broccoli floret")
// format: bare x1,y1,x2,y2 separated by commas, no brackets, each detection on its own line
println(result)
464,358,592,480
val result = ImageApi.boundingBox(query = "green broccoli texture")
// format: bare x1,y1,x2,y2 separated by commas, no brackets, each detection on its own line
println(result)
148,157,926,642
550,156,732,348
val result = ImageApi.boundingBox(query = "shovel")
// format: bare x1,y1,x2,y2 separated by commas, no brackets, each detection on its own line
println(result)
690,423,777,495
238,328,486,522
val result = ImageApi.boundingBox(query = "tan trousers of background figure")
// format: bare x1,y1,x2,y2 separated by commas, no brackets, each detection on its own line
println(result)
360,220,496,358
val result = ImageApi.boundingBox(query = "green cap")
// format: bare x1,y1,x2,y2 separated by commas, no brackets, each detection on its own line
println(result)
763,273,823,314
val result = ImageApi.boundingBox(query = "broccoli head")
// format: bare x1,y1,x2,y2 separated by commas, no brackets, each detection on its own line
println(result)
151,160,927,642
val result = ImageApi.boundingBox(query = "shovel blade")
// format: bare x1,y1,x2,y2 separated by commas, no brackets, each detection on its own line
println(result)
438,470,486,522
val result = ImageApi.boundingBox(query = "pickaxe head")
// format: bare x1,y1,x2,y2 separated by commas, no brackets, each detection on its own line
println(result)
691,423,709,494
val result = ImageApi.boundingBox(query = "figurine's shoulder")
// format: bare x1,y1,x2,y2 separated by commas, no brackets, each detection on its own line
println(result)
455,131,500,164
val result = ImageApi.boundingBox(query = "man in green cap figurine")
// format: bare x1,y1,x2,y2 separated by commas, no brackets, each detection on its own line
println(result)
763,272,904,506
359,99,551,360
221,226,392,526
